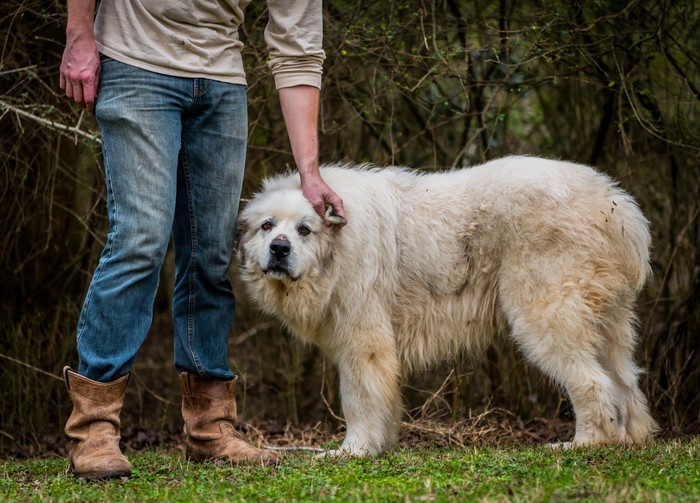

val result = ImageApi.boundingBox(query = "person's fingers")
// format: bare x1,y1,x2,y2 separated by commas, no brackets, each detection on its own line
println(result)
301,176,347,226
324,203,347,227
311,199,326,218
64,77,74,100
319,194,346,227
328,194,346,220
89,64,101,113
72,74,85,106
83,80,97,113
60,47,100,111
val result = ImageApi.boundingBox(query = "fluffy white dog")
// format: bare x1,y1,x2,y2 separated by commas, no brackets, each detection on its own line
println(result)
236,156,657,456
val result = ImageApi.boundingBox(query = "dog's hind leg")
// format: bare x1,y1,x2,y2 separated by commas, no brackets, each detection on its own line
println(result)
330,323,402,456
499,250,653,446
509,314,625,445
600,312,657,443
501,269,631,447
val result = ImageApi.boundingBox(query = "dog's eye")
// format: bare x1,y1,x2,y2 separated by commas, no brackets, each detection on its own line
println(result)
297,225,311,237
261,221,273,232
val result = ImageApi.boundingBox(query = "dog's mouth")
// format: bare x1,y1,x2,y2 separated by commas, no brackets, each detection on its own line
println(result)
262,262,298,281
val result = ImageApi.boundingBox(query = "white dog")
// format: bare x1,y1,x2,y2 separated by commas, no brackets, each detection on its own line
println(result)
236,156,657,456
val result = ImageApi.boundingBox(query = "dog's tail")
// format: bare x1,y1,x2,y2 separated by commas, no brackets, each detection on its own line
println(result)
610,187,652,292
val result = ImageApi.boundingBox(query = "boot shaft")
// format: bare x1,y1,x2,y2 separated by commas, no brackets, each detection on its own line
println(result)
63,366,132,478
64,367,130,441
180,372,239,440
179,372,278,464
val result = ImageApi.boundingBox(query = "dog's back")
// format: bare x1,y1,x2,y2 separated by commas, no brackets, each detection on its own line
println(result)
317,157,651,373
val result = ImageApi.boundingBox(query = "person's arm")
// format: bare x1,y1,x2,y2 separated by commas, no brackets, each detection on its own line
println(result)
266,0,346,225
60,0,100,113
278,85,346,225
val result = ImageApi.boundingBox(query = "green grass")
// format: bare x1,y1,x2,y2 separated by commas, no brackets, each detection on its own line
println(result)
2,438,698,502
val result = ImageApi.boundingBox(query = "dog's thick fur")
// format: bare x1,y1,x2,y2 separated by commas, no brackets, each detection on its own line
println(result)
237,156,657,455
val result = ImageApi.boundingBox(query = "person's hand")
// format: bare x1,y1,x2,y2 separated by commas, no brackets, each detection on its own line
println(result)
301,172,346,227
60,32,100,113
278,86,346,227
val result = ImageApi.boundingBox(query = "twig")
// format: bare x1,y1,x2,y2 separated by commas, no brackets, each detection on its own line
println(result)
0,99,101,144
420,368,455,419
231,321,276,345
0,64,37,76
0,352,63,381
131,371,173,405
320,357,345,423
263,445,326,452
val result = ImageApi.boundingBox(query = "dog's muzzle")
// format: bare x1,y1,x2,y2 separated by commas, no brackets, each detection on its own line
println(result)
264,236,294,279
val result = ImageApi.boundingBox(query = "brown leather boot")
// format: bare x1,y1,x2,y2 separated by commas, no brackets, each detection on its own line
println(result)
179,372,279,466
63,366,133,479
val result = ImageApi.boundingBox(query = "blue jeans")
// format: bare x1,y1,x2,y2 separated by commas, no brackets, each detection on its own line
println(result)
77,57,246,382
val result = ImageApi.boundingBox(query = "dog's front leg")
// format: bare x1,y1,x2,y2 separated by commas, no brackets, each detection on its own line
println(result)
330,334,402,456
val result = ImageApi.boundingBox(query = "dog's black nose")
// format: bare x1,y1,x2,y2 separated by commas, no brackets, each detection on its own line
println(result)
270,238,291,257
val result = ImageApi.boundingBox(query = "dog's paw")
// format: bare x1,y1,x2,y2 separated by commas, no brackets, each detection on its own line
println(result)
314,445,372,459
314,449,346,459
546,441,575,450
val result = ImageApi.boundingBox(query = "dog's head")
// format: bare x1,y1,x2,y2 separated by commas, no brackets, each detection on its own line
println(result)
236,179,344,284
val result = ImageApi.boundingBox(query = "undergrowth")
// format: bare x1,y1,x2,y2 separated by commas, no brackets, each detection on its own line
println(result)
2,438,698,502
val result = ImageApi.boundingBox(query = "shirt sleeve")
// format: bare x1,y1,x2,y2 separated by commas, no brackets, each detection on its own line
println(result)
265,0,325,89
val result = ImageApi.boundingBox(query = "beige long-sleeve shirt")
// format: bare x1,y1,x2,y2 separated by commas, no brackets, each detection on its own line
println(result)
94,0,325,89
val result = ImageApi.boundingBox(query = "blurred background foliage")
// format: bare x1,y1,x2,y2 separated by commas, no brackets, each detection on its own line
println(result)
1,0,698,455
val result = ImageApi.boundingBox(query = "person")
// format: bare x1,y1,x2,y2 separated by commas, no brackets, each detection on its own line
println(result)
59,0,345,479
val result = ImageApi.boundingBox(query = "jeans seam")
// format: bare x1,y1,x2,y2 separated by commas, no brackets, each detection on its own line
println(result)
77,144,118,343
193,78,210,102
180,124,203,376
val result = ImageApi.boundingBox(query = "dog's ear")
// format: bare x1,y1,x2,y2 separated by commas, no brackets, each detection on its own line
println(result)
325,204,347,227
234,219,248,265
